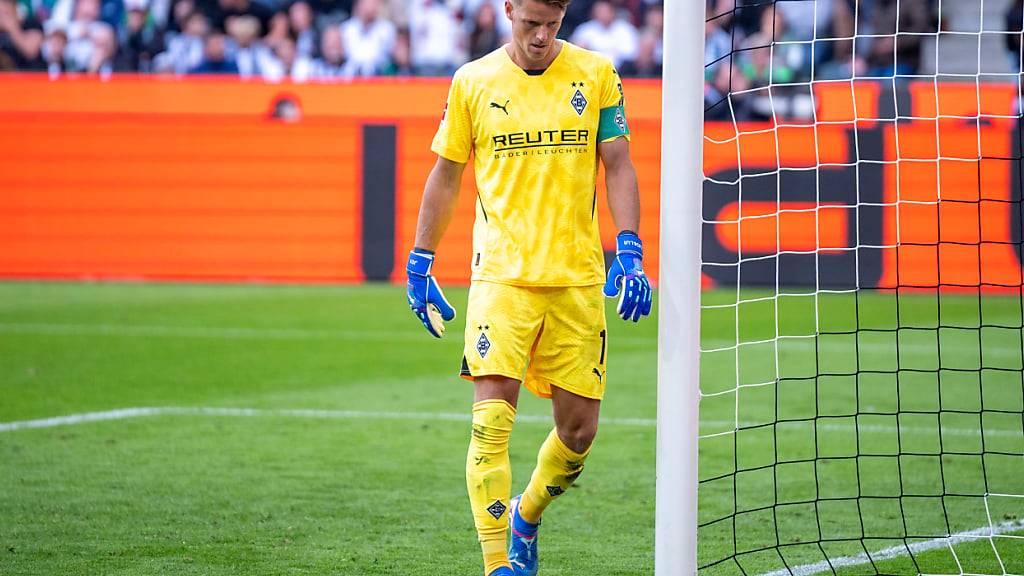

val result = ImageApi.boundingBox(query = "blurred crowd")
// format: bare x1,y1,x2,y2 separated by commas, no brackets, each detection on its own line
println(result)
2,0,1020,113
0,0,665,78
705,0,1024,120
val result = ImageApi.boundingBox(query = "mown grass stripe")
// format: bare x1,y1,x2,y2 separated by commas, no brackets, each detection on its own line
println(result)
1,407,1020,438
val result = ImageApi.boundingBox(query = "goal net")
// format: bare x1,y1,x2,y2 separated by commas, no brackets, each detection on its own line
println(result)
691,0,1024,574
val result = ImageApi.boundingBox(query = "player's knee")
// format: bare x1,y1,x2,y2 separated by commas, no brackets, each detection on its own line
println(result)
558,422,597,454
474,375,521,406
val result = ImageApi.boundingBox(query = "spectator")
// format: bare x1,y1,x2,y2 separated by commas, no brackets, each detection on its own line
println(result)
189,30,237,73
287,0,316,58
0,0,44,70
41,23,67,74
558,0,593,39
739,26,794,91
167,0,195,33
145,0,172,30
338,0,393,76
458,0,510,44
865,0,934,76
86,20,116,73
570,0,638,69
226,13,276,77
268,34,314,80
607,0,639,26
308,22,346,77
262,10,290,48
704,7,749,120
638,0,661,21
153,9,207,73
378,0,406,30
408,0,461,76
303,0,348,22
63,0,116,71
775,0,834,43
704,0,731,77
816,0,866,80
49,0,122,29
624,2,660,77
709,0,765,39
381,26,410,75
116,0,165,71
204,0,274,35
467,0,499,61
759,5,808,80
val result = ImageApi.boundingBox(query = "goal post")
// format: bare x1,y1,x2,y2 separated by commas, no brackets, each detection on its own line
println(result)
656,1,706,576
659,1,1024,575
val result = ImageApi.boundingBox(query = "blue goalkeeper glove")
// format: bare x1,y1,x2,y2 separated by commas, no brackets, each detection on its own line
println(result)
603,231,653,322
406,248,456,338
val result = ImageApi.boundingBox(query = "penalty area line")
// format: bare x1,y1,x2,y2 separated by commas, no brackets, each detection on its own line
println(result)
756,519,1024,576
0,406,658,433
0,408,1020,439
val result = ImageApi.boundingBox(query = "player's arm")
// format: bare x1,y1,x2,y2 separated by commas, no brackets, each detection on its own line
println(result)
407,69,472,338
600,137,639,234
414,156,466,251
405,156,466,338
599,137,652,322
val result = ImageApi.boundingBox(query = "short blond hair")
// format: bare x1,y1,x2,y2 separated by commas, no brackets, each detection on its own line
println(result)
511,0,571,10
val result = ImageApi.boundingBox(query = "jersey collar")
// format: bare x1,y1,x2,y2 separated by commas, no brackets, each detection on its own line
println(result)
503,40,568,78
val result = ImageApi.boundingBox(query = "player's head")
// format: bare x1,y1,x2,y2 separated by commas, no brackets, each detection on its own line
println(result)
505,0,570,67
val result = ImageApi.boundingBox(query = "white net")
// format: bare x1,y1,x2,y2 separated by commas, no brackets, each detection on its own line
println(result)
698,0,1024,574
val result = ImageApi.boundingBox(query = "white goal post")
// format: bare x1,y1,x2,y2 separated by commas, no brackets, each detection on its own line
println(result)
656,1,706,575
656,1,1024,576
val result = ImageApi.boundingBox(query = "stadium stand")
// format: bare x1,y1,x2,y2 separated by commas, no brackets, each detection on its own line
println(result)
1,0,1021,124
0,0,658,79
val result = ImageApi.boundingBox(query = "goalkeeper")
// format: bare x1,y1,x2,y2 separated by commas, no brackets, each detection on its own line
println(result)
405,0,651,574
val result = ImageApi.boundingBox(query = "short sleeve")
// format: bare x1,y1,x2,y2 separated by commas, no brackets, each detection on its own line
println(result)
598,62,630,142
431,73,473,163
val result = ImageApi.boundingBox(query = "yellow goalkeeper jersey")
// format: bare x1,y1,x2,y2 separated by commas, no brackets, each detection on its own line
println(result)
431,40,630,287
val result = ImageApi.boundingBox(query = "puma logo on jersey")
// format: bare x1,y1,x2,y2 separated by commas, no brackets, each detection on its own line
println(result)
489,99,510,115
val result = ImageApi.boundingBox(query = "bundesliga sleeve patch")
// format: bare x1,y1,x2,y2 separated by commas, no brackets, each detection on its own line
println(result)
598,105,630,142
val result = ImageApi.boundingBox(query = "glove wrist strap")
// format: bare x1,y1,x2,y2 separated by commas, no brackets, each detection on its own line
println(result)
615,231,643,258
407,249,436,276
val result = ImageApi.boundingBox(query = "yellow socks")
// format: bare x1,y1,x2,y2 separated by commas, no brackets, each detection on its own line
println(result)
466,405,591,574
466,399,516,575
518,427,590,524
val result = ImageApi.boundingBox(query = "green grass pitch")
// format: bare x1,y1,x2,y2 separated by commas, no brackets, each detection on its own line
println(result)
0,282,1021,575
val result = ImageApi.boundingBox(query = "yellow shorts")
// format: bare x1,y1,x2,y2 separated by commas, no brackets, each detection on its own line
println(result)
460,281,608,400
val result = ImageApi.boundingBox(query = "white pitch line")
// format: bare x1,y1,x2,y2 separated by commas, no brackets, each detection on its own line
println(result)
0,415,1019,576
0,407,1020,439
757,519,1024,576
0,406,657,433
0,407,165,432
